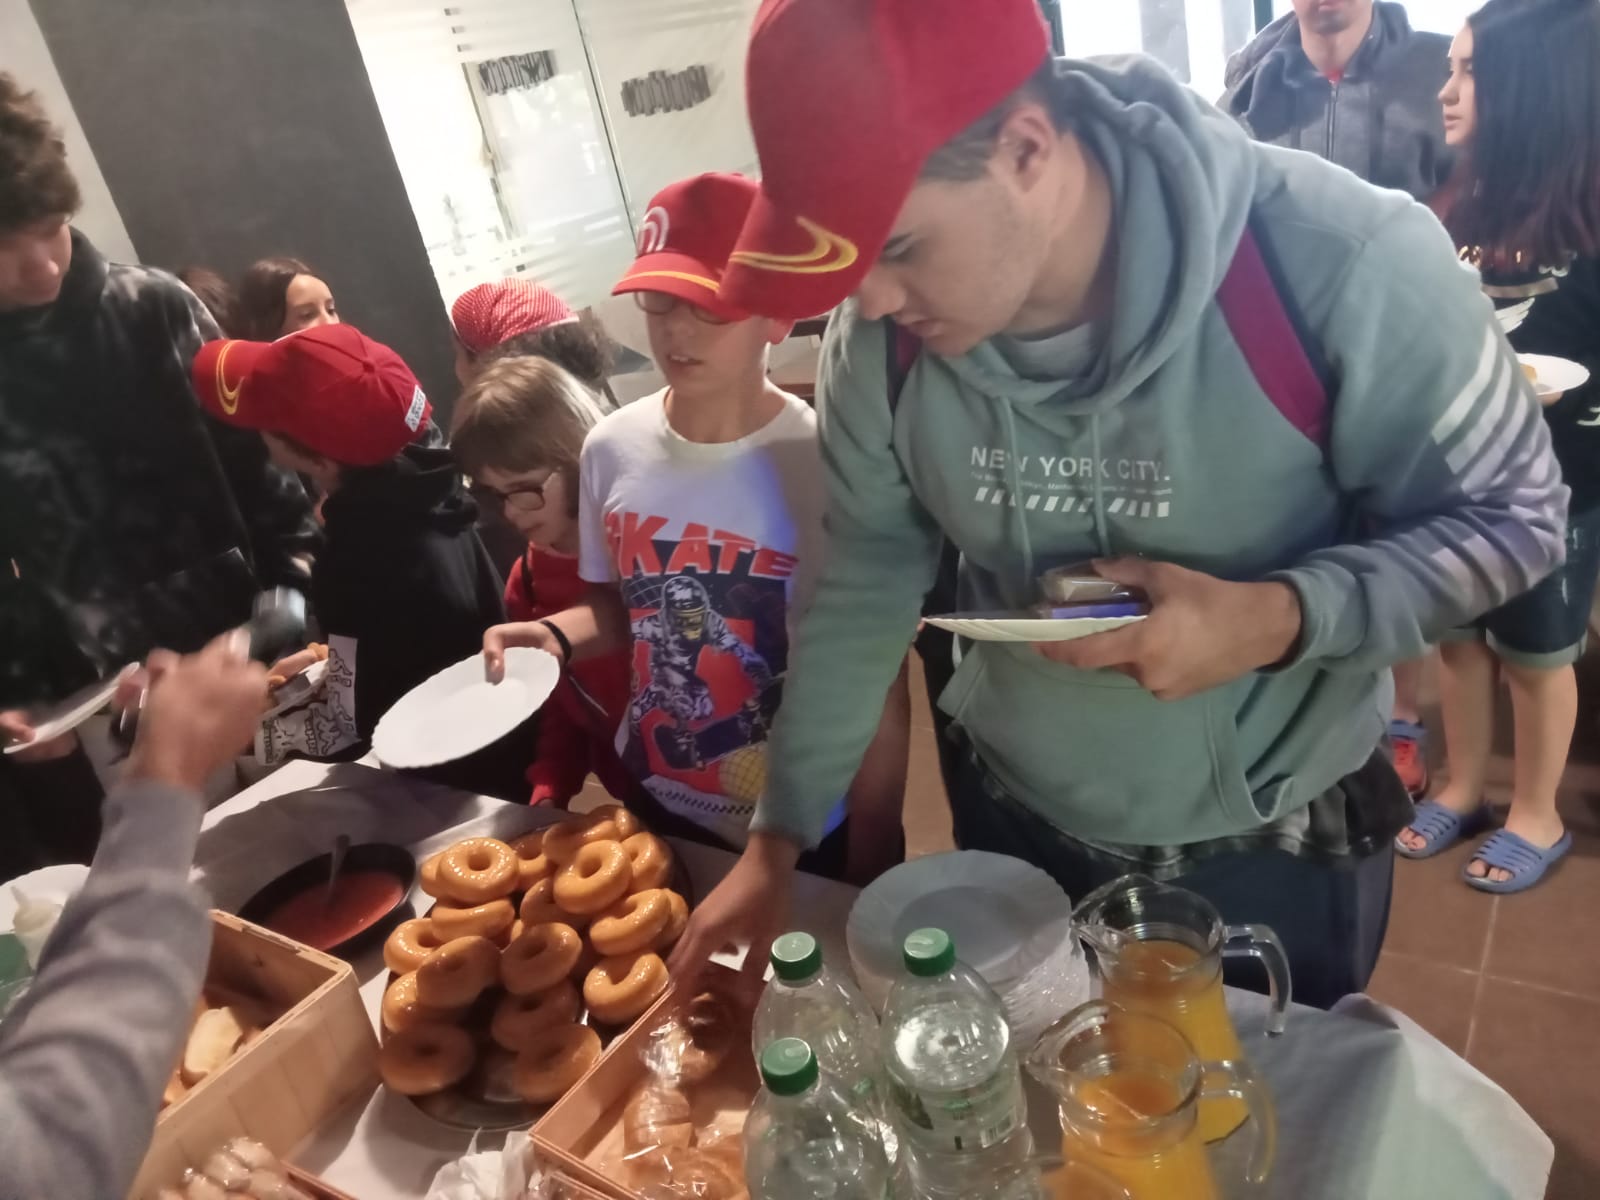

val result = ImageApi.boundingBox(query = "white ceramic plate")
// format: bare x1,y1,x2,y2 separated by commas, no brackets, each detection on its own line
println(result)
847,850,1076,1008
2,673,125,755
371,648,559,770
1520,353,1590,401
924,613,1145,643
0,864,89,929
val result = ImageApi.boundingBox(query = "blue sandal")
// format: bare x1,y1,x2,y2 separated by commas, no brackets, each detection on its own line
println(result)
1395,800,1493,860
1463,828,1573,894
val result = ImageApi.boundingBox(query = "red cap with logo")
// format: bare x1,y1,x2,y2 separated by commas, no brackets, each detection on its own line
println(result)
612,172,758,322
722,0,1051,319
192,324,432,467
451,280,576,355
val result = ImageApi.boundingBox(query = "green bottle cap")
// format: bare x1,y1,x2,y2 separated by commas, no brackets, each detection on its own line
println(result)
770,931,823,982
760,1037,819,1096
904,928,956,977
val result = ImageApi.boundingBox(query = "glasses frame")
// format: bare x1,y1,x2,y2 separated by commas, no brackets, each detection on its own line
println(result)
632,291,730,325
469,475,550,515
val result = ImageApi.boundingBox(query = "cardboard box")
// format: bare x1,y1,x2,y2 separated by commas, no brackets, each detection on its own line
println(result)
131,911,379,1199
533,969,754,1200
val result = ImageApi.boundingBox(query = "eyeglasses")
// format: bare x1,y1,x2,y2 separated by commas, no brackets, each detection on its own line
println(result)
469,477,549,514
633,291,731,325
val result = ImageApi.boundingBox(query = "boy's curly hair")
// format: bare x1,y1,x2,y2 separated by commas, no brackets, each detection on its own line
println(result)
0,73,81,234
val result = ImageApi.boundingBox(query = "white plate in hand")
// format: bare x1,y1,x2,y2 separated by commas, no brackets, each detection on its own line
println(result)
924,612,1145,643
1519,354,1590,401
372,648,559,769
3,673,126,754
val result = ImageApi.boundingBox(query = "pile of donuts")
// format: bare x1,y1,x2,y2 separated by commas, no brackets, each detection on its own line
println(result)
377,804,688,1105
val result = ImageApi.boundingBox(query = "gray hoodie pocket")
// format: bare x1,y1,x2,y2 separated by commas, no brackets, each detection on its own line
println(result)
937,641,1264,845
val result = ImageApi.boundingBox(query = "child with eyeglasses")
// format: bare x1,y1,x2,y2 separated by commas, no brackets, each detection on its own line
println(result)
451,355,635,807
483,172,910,882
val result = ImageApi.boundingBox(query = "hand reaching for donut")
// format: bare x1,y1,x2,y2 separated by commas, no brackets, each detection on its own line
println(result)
667,832,800,1003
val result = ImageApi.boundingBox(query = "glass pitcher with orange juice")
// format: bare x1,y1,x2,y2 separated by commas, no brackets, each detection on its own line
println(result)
1025,1000,1276,1200
1071,875,1289,1143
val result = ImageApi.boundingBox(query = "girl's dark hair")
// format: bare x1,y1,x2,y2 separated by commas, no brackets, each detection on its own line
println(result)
236,256,317,340
0,73,81,233
177,266,239,337
476,311,613,391
1447,0,1600,265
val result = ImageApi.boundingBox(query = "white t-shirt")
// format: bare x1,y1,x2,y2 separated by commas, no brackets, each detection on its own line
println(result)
578,387,840,847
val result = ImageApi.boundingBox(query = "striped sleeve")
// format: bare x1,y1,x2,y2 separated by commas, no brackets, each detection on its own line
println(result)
1274,204,1568,671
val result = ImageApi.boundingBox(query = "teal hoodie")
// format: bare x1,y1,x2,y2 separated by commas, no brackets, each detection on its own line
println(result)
757,56,1567,849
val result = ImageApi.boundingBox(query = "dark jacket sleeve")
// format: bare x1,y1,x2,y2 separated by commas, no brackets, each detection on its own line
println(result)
167,283,321,593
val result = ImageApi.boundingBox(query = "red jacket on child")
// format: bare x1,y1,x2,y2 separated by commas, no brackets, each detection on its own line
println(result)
504,546,634,806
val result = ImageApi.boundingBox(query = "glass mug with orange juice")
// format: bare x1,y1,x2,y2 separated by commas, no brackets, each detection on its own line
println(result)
1025,1000,1276,1200
1071,875,1289,1143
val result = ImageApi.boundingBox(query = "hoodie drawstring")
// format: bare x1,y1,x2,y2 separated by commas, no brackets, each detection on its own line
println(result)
1090,416,1111,557
1000,402,1035,594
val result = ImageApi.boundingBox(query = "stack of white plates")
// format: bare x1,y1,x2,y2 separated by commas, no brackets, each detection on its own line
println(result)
846,850,1090,1048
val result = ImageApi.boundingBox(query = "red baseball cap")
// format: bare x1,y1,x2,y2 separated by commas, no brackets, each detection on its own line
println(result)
612,172,757,322
722,0,1052,319
451,280,576,355
192,324,432,467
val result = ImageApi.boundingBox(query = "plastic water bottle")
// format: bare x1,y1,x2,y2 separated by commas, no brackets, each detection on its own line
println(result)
753,932,882,1116
881,928,1034,1198
744,1037,892,1200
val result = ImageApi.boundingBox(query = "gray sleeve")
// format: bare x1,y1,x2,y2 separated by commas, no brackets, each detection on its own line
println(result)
0,780,211,1200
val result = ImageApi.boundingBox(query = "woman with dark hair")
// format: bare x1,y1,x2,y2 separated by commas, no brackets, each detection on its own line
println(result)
1398,0,1600,891
450,278,611,391
235,255,338,341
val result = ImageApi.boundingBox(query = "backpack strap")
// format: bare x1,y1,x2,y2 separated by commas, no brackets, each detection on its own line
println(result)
1216,217,1334,454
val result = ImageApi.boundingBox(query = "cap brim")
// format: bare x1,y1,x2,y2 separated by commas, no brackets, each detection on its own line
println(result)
720,183,900,321
613,250,748,322
191,338,276,428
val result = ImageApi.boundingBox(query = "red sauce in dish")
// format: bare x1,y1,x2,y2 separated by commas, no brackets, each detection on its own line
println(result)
262,871,404,950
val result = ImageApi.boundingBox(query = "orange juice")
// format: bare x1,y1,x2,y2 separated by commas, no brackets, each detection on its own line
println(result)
1100,939,1249,1142
1056,1068,1219,1200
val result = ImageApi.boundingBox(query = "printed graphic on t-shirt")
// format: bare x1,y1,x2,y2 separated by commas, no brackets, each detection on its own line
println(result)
606,511,795,839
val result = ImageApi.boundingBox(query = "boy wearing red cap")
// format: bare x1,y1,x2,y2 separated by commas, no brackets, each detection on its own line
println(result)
669,0,1567,1004
193,324,508,778
485,173,908,878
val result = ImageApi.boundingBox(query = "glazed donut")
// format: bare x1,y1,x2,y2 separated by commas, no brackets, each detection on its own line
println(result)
571,939,599,983
381,971,468,1034
501,923,584,995
590,889,672,957
509,830,555,891
489,981,581,1051
513,1023,601,1103
654,890,690,953
623,832,674,893
584,952,670,1025
672,992,735,1085
431,897,516,943
554,841,632,915
437,837,518,904
590,803,642,840
379,1023,475,1095
383,918,446,975
498,918,526,949
518,876,574,927
415,936,500,1008
418,853,447,900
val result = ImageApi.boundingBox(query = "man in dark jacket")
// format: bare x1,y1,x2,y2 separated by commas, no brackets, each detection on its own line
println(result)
1221,0,1452,201
0,73,319,873
191,323,521,796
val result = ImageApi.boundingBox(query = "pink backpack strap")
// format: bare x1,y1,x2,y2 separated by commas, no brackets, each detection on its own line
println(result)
1216,221,1332,453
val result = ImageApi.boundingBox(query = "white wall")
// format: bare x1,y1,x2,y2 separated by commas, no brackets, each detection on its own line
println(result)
0,0,137,263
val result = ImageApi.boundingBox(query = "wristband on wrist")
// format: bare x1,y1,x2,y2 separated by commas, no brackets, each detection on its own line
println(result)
538,619,573,665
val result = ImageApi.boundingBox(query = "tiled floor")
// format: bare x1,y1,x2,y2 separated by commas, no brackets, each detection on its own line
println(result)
896,655,1600,1199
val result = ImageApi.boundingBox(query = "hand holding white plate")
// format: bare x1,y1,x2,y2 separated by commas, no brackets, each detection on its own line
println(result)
372,648,558,769
924,612,1146,643
1519,353,1590,404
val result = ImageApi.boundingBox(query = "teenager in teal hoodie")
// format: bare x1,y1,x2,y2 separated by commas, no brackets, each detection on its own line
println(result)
669,0,1567,1008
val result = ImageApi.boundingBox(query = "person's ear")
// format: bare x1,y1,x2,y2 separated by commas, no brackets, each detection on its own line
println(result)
765,319,796,346
996,103,1056,191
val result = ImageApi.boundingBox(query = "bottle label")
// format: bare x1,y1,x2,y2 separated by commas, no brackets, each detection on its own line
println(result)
887,1074,1021,1152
